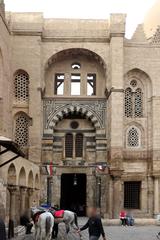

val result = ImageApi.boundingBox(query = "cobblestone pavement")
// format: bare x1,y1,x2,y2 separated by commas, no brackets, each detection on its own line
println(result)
14,218,160,240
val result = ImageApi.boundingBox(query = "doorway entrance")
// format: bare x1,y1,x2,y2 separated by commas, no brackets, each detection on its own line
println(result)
60,173,86,216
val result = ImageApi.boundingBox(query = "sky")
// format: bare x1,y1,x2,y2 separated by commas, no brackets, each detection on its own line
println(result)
4,0,156,38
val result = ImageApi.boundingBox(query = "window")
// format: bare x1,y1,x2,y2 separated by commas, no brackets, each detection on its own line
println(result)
125,88,132,117
127,127,140,148
71,74,80,95
71,63,81,69
124,182,141,209
15,114,29,148
55,74,64,95
135,88,143,117
65,133,73,158
75,133,83,157
124,80,143,118
14,71,29,103
87,74,96,96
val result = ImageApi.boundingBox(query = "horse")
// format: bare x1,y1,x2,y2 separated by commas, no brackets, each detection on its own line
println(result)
51,208,81,238
31,208,54,240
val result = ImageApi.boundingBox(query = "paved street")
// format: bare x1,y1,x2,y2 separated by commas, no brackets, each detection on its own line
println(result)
14,218,160,240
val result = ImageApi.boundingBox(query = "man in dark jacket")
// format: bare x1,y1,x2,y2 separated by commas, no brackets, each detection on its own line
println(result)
20,210,33,234
78,207,106,240
0,218,6,240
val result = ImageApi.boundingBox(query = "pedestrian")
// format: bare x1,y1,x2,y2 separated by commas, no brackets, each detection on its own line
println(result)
0,217,6,240
77,207,106,240
20,210,33,234
119,210,127,226
126,211,134,226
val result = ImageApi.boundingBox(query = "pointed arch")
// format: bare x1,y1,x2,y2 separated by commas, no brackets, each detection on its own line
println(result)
28,171,34,188
35,174,40,190
19,167,26,186
8,163,16,185
45,48,107,73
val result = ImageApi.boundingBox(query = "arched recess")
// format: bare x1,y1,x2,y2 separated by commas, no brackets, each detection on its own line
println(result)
124,68,152,97
14,111,30,151
18,167,26,187
124,68,152,118
125,122,145,148
35,174,40,190
44,48,107,97
45,48,107,73
8,163,16,185
28,171,34,188
13,69,29,103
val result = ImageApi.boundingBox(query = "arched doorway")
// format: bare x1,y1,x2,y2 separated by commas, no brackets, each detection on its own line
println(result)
60,173,86,216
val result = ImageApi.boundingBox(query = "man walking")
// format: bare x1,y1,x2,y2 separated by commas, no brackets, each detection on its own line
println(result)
77,207,106,240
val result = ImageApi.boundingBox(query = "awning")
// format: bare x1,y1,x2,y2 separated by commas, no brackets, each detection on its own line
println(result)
0,136,25,168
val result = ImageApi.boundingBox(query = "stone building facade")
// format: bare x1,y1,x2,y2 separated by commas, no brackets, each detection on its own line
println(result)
1,0,160,220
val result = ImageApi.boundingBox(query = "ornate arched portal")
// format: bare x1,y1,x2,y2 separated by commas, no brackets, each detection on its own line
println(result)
42,48,108,216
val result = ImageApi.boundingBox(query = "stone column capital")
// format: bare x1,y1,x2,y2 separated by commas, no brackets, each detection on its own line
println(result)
28,188,34,196
20,186,28,195
8,185,19,194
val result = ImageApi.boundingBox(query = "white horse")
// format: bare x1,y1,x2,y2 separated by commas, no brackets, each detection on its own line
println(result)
53,209,80,238
63,210,78,233
34,211,54,240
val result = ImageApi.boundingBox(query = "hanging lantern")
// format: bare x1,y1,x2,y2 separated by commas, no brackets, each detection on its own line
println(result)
73,174,77,186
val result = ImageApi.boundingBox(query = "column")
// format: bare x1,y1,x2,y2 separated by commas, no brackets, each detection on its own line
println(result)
28,188,34,208
20,187,27,214
112,174,123,218
8,186,19,221
108,178,114,219
154,177,159,216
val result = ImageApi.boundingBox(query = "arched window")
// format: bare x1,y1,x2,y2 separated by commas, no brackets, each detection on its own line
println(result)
127,126,141,148
65,133,73,158
124,80,143,118
125,88,132,117
135,88,143,117
75,133,83,158
15,113,29,148
14,71,29,103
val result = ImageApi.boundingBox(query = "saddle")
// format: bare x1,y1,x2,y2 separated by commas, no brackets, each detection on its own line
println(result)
54,210,64,218
32,211,45,224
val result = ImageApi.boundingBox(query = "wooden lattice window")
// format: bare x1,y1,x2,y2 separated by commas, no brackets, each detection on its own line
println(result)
65,133,73,158
14,71,29,103
75,133,83,158
127,126,141,148
124,80,143,118
124,181,141,209
15,113,29,148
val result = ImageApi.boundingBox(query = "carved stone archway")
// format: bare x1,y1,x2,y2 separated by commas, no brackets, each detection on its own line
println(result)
43,99,106,136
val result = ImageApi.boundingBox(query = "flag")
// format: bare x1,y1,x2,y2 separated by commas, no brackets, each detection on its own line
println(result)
49,161,53,176
46,162,53,176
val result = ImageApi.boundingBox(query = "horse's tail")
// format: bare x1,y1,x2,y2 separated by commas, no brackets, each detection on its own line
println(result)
74,213,78,227
46,216,52,236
